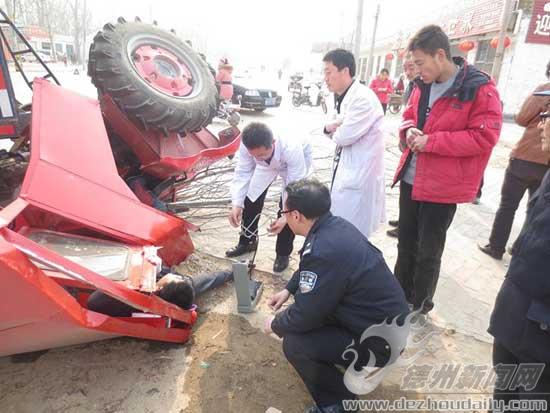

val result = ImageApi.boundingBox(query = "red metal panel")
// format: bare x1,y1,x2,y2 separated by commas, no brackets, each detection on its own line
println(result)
0,124,15,135
20,79,194,264
25,79,136,198
100,93,241,179
2,228,194,323
0,233,195,356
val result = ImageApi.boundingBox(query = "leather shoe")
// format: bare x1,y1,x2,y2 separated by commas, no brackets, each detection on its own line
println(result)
478,243,503,260
273,255,290,272
387,228,399,238
225,241,258,258
388,219,399,227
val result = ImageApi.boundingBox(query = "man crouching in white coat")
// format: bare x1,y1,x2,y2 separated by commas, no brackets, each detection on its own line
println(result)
322,49,386,238
227,122,311,272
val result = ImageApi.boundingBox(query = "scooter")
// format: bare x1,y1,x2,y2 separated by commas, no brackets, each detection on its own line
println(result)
291,82,328,114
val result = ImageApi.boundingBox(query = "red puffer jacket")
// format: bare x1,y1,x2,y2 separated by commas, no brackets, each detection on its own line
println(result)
393,58,503,204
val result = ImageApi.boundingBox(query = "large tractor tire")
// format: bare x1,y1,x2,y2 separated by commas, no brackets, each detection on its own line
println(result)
88,18,217,135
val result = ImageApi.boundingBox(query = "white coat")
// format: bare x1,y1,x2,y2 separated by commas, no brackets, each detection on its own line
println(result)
328,80,386,237
231,135,311,208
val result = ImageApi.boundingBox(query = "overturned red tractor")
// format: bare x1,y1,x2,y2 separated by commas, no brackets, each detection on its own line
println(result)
0,12,240,356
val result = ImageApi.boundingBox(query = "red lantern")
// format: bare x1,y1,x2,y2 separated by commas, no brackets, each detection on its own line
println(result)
385,52,394,61
490,36,511,49
458,40,475,53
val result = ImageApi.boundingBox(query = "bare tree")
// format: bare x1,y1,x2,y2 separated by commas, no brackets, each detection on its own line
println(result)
68,0,91,64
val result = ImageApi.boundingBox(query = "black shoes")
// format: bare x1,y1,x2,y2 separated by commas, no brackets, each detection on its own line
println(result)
387,220,399,238
273,255,290,272
225,241,258,258
387,227,399,238
478,243,503,260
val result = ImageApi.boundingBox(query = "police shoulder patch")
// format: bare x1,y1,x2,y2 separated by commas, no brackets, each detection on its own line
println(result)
299,271,318,294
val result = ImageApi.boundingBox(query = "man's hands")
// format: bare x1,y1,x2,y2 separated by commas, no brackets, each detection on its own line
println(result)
263,316,274,334
406,127,429,153
325,119,343,135
228,206,243,227
263,289,291,335
268,289,291,311
268,215,287,236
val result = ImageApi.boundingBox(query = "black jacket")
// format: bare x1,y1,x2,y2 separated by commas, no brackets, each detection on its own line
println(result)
489,170,550,362
271,213,409,338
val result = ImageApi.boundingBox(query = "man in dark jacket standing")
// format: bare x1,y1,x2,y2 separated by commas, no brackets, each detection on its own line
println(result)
488,90,550,408
393,25,502,314
264,178,409,413
479,61,550,260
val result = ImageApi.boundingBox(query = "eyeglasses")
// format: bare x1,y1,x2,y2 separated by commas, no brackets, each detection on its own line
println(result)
540,111,550,124
280,209,295,214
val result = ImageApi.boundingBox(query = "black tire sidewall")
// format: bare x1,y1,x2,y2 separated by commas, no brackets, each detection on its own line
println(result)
89,21,217,133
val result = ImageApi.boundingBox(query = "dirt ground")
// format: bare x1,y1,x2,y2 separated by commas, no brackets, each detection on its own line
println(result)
0,252,493,413
0,253,310,413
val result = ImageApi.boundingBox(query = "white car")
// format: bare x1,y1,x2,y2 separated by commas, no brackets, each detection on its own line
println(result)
21,51,53,63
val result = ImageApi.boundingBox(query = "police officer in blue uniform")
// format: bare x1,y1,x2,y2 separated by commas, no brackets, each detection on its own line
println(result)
264,178,409,413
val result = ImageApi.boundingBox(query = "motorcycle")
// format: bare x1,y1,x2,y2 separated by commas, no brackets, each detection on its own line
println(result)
291,82,328,114
288,74,303,92
388,93,403,114
216,100,241,127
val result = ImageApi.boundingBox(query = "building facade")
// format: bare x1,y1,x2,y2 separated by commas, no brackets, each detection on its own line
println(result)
358,0,550,115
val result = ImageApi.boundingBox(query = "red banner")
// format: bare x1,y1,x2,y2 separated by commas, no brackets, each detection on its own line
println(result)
525,0,550,44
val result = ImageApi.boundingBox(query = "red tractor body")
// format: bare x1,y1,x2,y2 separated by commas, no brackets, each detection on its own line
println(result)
0,12,240,356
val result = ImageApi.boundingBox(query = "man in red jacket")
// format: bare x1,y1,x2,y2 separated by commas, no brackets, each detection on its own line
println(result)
393,25,502,314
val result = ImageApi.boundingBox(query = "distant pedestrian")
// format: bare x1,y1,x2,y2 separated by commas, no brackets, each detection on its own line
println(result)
370,68,393,115
387,56,419,239
216,58,234,102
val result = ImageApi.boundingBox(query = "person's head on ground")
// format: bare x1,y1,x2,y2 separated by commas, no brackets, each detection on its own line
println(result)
323,48,355,95
408,25,455,84
155,273,195,310
379,68,390,81
283,178,331,237
241,122,276,161
403,57,417,81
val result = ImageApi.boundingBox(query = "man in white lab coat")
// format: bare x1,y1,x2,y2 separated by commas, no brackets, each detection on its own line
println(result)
322,49,386,238
227,122,311,272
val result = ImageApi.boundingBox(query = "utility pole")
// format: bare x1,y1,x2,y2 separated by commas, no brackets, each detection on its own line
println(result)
353,0,364,68
365,4,380,83
82,0,86,71
491,0,514,85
